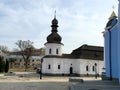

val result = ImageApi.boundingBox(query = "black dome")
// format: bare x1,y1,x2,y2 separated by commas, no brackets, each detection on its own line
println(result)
52,18,58,25
106,17,117,30
47,32,62,43
46,17,62,44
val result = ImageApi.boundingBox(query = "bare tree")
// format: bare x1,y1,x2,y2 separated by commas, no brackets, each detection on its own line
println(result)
16,40,34,71
12,48,19,52
0,45,8,72
0,45,8,53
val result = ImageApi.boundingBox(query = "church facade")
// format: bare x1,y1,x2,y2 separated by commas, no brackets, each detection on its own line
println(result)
104,0,120,83
42,15,104,76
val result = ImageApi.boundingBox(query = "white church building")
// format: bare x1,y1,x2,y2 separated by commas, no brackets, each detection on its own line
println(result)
42,16,104,76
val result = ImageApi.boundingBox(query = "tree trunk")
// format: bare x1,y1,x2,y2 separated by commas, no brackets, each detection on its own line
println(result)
25,61,27,72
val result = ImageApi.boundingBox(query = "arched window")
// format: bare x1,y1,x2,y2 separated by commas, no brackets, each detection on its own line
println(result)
58,65,60,69
92,66,95,71
48,64,51,69
86,65,89,71
56,49,59,54
49,48,52,54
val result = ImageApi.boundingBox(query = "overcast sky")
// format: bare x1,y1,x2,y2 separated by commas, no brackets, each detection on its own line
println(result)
0,0,118,53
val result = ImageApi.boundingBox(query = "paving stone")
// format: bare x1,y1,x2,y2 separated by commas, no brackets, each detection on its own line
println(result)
69,80,120,90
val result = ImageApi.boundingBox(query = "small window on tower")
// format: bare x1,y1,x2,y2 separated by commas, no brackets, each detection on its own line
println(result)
49,48,52,54
56,49,59,54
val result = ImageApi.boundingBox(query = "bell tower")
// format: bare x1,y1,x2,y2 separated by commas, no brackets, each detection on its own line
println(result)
44,13,64,56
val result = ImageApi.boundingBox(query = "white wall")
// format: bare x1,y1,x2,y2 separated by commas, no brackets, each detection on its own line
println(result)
45,43,63,56
79,59,104,75
42,58,79,74
42,58,104,75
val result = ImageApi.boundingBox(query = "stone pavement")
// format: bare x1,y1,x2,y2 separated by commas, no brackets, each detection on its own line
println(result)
0,82,68,90
1,72,120,90
69,77,120,90
0,72,69,90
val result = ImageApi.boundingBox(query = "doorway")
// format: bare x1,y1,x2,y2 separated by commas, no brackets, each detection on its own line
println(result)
70,67,73,74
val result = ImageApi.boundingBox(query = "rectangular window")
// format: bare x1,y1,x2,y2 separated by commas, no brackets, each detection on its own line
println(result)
93,66,95,71
49,49,52,54
86,65,89,71
56,49,59,54
48,64,51,69
58,65,60,69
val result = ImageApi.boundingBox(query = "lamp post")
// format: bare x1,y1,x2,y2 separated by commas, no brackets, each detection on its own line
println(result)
95,63,97,79
39,58,43,79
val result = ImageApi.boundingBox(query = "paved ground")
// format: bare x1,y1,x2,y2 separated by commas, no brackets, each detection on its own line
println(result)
0,82,68,90
69,77,120,90
0,72,69,90
0,72,120,90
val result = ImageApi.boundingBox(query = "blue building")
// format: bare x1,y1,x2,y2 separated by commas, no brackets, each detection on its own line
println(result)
104,0,120,83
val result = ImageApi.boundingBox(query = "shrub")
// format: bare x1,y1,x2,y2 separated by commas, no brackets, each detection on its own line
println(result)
5,60,9,73
0,59,5,72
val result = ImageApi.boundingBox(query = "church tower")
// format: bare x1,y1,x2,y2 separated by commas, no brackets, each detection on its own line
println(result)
117,0,120,83
44,14,64,56
104,1,119,82
118,0,120,20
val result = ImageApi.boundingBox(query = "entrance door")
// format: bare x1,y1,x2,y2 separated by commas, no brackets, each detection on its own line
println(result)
70,67,73,74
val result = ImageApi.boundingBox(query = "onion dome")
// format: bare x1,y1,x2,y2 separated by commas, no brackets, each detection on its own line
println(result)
109,11,117,20
46,17,62,44
52,18,58,25
106,11,118,30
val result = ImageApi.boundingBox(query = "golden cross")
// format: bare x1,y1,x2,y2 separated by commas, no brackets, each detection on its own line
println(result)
112,5,115,10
